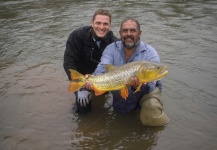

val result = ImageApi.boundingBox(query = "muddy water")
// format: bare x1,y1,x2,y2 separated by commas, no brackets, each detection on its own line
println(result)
0,0,217,150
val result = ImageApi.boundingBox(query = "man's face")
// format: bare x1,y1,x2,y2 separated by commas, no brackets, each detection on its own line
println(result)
119,20,142,49
91,15,111,38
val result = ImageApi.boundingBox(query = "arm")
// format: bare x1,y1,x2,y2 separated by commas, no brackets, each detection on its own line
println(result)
93,43,115,75
84,43,116,90
63,30,83,80
144,44,161,92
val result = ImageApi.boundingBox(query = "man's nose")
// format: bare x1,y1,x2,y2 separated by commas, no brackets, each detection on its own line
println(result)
125,29,132,35
99,24,104,28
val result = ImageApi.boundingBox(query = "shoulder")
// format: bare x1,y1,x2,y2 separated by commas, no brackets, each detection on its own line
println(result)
104,41,121,52
107,41,122,48
106,31,119,41
139,41,160,62
139,41,156,51
69,26,91,39
72,26,90,33
139,41,158,55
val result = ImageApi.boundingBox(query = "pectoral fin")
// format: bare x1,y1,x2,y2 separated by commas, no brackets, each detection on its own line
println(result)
105,64,117,72
120,86,129,100
133,83,142,93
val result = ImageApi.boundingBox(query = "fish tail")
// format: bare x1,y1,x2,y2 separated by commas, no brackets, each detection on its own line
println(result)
68,69,86,92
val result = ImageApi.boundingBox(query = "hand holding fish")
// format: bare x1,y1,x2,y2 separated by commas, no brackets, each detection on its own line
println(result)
84,74,94,90
84,74,94,79
127,76,146,86
126,77,147,92
84,81,93,90
128,76,139,87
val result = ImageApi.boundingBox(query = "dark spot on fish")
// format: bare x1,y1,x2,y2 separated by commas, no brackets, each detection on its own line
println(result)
71,79,83,82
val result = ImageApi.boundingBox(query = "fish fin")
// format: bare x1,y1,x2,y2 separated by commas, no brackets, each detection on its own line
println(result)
68,69,86,92
133,83,142,93
93,88,106,96
120,86,129,100
69,82,85,93
105,64,117,72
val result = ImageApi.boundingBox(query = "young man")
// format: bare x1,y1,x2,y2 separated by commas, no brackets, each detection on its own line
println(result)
85,18,169,126
63,9,118,113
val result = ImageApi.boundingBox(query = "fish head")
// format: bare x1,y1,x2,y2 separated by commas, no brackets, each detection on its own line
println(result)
138,62,168,82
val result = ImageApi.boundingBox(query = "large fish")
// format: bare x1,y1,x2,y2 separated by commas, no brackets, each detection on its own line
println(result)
68,61,168,100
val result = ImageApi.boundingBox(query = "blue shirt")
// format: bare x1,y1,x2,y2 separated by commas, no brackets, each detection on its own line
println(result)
93,40,160,93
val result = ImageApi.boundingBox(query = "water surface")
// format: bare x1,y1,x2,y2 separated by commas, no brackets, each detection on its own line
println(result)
0,0,217,150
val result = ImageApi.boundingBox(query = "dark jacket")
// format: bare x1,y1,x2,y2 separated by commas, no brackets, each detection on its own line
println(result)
63,26,118,80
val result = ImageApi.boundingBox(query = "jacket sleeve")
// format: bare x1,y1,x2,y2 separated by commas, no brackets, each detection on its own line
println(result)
63,30,83,80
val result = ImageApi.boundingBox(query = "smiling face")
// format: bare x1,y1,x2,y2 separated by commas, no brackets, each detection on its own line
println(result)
119,19,142,50
91,15,111,38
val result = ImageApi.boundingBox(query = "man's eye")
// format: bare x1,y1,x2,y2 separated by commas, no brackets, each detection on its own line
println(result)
130,29,136,32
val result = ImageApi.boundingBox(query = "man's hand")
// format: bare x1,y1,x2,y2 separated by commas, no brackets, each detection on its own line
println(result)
77,88,90,107
84,74,94,90
84,74,93,79
129,76,139,87
126,76,139,87
126,76,147,88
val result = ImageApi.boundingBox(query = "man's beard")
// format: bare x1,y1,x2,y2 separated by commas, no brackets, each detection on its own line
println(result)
123,35,140,49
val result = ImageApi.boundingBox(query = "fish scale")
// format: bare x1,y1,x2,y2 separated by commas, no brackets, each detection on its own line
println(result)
89,62,141,91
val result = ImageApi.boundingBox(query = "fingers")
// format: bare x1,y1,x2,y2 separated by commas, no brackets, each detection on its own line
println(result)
85,74,94,79
84,74,94,90
84,81,93,90
126,77,139,87
77,90,91,107
79,99,89,107
79,100,85,107
131,77,139,86
83,99,87,107
126,77,148,87
79,99,83,107
85,74,90,79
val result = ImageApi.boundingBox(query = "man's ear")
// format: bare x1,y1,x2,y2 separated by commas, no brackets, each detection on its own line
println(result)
139,30,142,36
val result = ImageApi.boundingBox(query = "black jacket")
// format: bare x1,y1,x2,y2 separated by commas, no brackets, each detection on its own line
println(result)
63,26,118,80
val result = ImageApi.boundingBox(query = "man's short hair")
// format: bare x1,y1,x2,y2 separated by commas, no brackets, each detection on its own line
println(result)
120,18,141,31
92,9,112,23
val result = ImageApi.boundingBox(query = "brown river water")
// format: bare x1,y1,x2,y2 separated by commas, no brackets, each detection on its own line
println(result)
0,0,217,150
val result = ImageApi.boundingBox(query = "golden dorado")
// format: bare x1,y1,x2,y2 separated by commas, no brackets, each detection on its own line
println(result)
68,61,168,100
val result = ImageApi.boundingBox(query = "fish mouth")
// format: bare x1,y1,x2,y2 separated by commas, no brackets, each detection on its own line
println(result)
158,65,168,78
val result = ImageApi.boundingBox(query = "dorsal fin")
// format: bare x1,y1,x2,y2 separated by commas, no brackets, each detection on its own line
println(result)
105,64,117,72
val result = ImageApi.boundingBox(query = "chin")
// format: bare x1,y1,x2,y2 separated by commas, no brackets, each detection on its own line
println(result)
96,32,106,37
97,34,105,38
